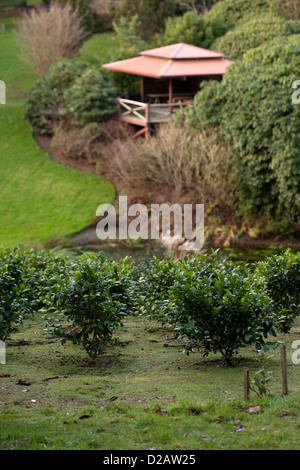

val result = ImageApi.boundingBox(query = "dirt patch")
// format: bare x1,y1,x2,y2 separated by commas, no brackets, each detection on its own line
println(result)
34,133,99,175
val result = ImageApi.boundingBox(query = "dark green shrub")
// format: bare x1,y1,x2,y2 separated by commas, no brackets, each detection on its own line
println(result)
166,256,278,364
256,250,300,332
212,14,296,59
135,255,181,319
63,67,117,124
24,61,89,134
179,36,300,227
44,253,133,358
25,61,117,134
161,10,226,49
108,15,147,94
114,0,176,40
0,248,28,340
0,247,68,340
203,0,279,34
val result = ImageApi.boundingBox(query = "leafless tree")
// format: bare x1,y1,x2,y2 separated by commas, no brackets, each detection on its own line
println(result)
15,3,87,75
278,0,300,20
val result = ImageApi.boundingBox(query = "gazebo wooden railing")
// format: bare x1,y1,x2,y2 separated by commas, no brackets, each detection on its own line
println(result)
117,97,194,138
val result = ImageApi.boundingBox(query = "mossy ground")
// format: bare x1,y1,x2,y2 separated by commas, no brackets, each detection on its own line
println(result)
0,315,299,450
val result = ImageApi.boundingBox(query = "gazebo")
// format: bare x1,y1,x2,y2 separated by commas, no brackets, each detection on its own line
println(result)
103,43,232,138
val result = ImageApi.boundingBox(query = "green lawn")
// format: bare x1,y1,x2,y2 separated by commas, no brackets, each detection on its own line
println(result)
0,25,115,247
0,315,299,450
78,32,120,67
0,19,37,100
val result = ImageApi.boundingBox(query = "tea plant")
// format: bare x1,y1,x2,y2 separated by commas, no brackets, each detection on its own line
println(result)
256,250,300,333
44,253,133,358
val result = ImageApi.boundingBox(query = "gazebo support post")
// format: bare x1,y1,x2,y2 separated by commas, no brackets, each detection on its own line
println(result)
145,103,150,141
169,78,173,114
141,77,145,102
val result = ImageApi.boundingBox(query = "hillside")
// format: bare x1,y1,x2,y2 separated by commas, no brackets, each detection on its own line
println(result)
0,24,115,247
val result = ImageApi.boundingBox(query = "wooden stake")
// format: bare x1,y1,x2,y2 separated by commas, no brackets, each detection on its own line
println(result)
281,345,288,396
244,369,250,400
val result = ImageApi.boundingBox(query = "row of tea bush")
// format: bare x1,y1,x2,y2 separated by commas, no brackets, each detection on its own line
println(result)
0,247,299,364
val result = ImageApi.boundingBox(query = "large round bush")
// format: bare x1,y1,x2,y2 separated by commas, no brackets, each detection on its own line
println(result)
63,67,117,124
180,35,300,227
161,10,226,49
25,61,116,134
212,14,298,59
204,0,280,33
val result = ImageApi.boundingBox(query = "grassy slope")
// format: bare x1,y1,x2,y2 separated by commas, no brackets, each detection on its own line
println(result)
0,26,115,247
0,315,299,450
78,32,120,67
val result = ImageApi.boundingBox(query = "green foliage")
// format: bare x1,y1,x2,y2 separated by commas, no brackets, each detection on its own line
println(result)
25,60,116,134
180,36,300,226
63,67,117,124
212,14,296,59
44,253,133,358
114,0,176,40
24,60,89,134
134,255,181,319
0,247,68,340
256,250,300,332
109,15,147,93
0,248,27,340
1,247,299,363
203,0,279,33
161,10,226,48
250,351,274,396
165,254,278,364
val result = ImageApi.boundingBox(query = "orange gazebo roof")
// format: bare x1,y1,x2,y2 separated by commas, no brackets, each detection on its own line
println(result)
103,43,232,79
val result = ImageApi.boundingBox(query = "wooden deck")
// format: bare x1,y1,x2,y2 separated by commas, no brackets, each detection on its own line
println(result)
117,97,194,128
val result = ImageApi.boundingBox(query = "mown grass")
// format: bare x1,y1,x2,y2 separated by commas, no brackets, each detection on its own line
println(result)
0,26,115,247
0,315,299,450
78,32,120,67
0,18,37,100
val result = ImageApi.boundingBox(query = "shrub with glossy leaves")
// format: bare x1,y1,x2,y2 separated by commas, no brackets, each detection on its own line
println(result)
166,254,278,364
256,250,300,332
45,253,133,358
0,247,68,340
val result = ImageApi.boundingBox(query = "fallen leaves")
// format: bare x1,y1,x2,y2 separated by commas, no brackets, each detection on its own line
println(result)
154,405,169,416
